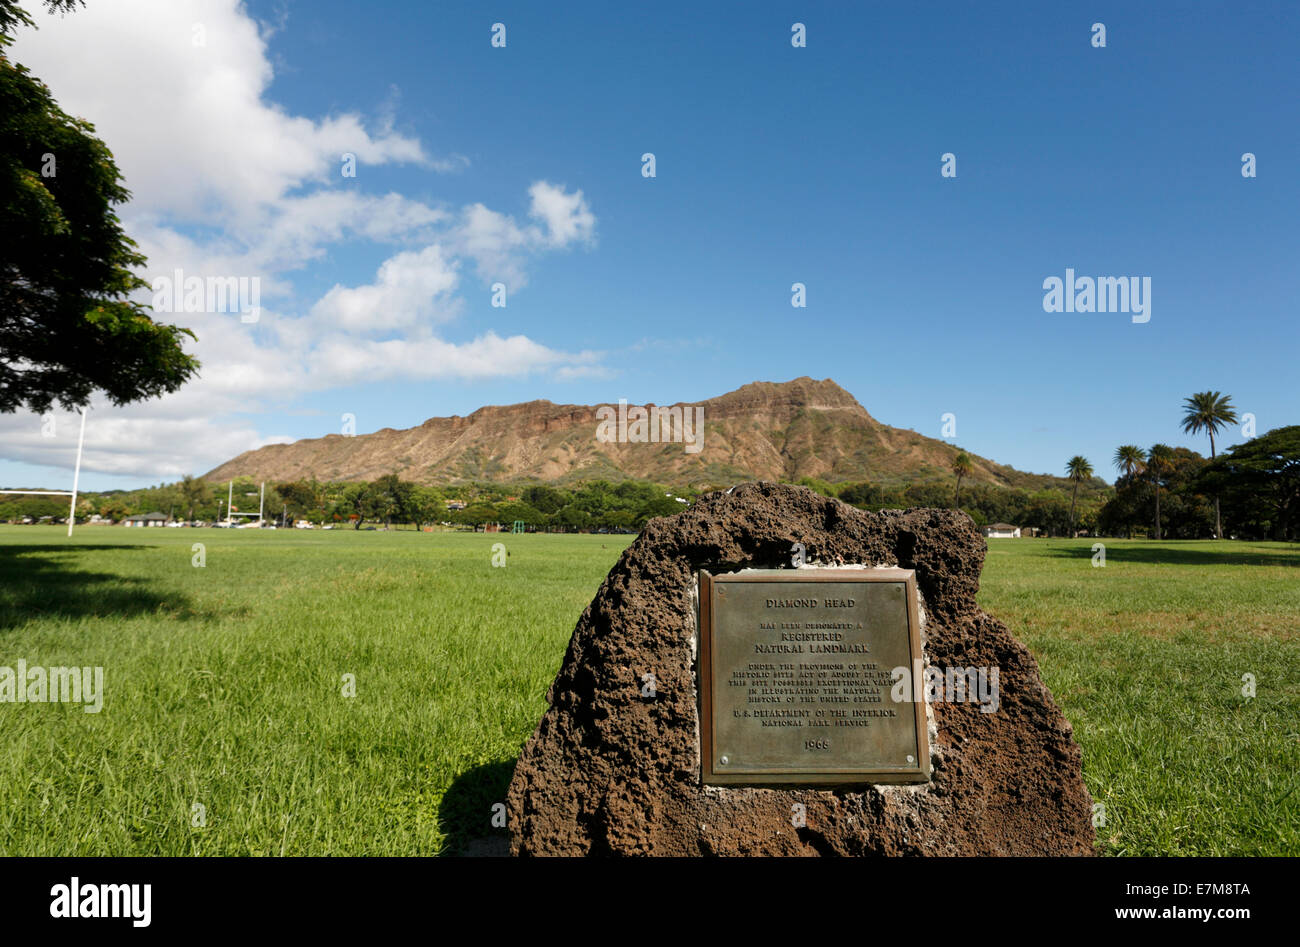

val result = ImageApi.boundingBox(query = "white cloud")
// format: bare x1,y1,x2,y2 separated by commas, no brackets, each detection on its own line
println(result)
454,203,534,287
529,181,596,247
451,184,596,287
309,332,604,387
4,2,602,480
0,408,291,481
12,0,431,223
310,245,461,332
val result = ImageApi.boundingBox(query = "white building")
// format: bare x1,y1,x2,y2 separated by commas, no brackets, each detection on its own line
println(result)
984,523,1021,538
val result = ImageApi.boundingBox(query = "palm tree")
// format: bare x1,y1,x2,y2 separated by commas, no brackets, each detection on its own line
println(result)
179,473,206,522
1114,445,1146,480
1148,444,1174,540
951,452,973,508
1065,456,1093,537
1181,391,1238,539
1113,445,1147,538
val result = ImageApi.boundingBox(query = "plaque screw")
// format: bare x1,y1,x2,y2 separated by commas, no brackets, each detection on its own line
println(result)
906,755,915,763
720,756,729,765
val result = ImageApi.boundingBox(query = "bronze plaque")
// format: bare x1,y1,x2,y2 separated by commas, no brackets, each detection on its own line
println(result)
698,569,929,785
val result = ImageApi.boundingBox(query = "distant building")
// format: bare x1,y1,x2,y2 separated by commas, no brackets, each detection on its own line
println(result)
445,501,467,511
984,523,1021,538
123,512,168,528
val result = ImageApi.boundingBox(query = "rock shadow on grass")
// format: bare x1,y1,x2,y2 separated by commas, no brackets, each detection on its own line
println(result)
437,759,515,856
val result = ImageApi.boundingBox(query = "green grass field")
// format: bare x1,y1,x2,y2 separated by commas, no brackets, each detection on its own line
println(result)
1,525,1297,855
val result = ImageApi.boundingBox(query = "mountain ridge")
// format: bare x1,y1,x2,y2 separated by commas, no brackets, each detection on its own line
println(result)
202,377,1087,492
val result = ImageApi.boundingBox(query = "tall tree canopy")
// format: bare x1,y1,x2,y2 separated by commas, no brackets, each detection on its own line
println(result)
1147,444,1176,540
1198,426,1300,541
1,0,199,413
1181,391,1238,538
951,451,972,508
1099,446,1212,540
1113,444,1146,481
1065,455,1093,536
0,0,82,35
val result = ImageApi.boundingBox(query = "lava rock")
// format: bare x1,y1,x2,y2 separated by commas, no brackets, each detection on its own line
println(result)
507,482,1096,856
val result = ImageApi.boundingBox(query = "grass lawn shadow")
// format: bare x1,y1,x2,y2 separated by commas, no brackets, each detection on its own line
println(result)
0,544,236,631
437,758,516,856
1041,542,1300,569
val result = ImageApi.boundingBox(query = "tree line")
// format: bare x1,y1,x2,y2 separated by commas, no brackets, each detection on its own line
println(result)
795,477,1106,537
5,392,1294,540
800,392,1298,541
1031,393,1295,541
3,476,691,532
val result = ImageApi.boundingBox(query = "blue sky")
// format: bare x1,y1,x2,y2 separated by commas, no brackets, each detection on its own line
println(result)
3,0,1296,491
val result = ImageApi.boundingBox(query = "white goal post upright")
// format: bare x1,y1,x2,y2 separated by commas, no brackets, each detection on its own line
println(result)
67,407,87,537
0,406,88,537
4,420,266,536
224,480,266,525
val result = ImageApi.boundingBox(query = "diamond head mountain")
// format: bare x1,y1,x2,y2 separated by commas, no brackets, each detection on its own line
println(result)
202,378,1069,492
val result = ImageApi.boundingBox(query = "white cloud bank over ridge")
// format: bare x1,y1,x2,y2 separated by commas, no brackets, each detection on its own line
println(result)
3,0,601,481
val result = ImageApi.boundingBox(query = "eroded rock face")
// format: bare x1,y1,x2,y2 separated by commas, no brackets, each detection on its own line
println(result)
206,377,1015,490
507,483,1096,856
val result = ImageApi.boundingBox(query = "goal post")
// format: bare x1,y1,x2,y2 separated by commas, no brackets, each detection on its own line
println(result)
0,407,88,537
68,407,87,537
223,480,267,525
